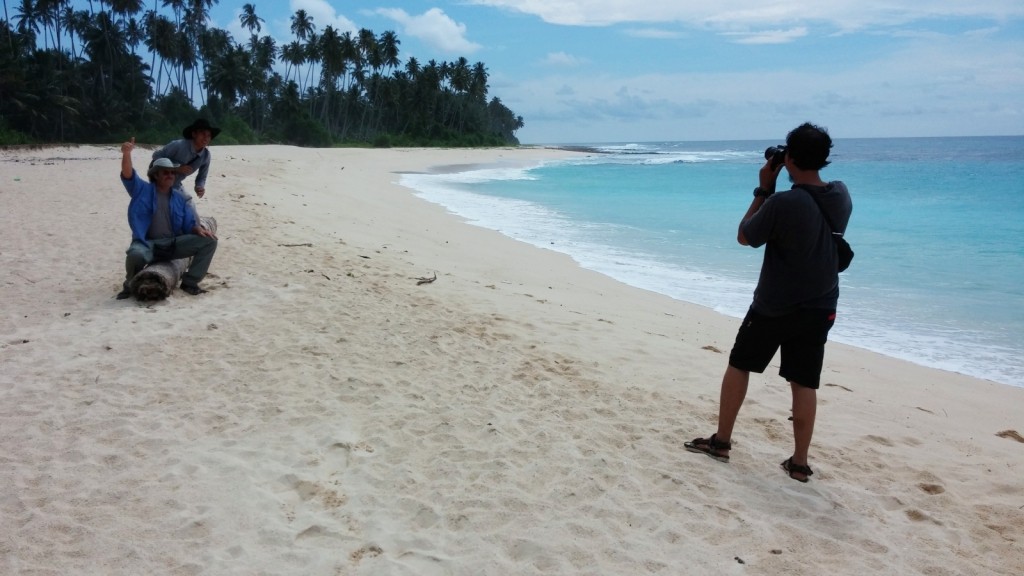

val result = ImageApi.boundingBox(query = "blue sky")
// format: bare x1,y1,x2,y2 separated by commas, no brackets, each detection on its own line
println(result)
94,1,1024,143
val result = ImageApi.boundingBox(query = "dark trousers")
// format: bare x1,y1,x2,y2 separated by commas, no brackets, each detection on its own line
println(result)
124,235,218,290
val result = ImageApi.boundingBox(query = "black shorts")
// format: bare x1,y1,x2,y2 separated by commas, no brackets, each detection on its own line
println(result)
728,307,836,389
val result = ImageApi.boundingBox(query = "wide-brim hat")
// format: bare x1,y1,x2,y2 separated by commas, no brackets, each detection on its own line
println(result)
147,157,180,179
182,118,221,140
150,157,180,170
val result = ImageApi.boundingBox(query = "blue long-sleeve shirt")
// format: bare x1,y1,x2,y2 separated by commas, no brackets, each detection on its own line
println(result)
121,169,197,245
152,139,211,192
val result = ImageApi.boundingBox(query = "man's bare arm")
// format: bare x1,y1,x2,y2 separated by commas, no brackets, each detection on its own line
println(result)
121,137,135,179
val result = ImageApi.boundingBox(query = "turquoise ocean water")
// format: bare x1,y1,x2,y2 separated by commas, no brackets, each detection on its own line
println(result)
399,137,1024,388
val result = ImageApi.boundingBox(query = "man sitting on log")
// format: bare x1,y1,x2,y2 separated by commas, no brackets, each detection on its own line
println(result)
116,137,218,300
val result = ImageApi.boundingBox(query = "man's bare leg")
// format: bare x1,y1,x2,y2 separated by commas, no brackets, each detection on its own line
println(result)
715,365,750,448
788,382,817,480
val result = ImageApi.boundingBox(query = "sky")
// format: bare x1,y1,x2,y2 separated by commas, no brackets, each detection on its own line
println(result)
93,1,1024,143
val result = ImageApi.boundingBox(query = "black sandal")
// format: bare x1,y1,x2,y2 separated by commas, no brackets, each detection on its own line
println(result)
781,457,814,483
684,433,731,462
180,284,208,296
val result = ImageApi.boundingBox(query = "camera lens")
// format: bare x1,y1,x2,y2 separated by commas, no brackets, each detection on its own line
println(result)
765,145,787,169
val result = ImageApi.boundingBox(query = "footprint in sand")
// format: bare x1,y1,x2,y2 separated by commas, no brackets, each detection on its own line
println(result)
864,434,895,447
350,544,384,563
918,483,945,495
905,509,942,525
995,430,1024,443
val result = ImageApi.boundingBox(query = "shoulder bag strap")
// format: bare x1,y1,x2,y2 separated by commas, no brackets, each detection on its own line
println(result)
794,184,842,236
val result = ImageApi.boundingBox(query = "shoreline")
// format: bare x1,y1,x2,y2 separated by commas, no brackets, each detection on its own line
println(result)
402,148,1017,390
1,144,1021,575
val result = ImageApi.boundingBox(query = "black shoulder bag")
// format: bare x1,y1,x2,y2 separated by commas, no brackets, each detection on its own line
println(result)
799,186,853,272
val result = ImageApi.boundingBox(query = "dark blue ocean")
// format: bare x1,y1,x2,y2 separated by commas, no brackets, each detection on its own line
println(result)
399,137,1024,388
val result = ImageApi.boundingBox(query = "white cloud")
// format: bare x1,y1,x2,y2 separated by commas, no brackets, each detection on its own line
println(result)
218,0,357,44
729,27,808,45
624,28,683,39
285,0,358,35
376,8,482,55
542,52,585,67
503,34,1024,142
467,1,1024,31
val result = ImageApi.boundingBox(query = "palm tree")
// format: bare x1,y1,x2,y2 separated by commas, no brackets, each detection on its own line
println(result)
405,56,419,78
1,10,524,146
357,27,376,76
183,0,218,106
143,10,176,95
2,0,17,53
450,57,470,94
13,0,40,45
302,29,319,100
189,0,216,18
61,4,86,59
174,18,196,96
197,25,230,105
378,30,400,74
110,0,144,23
487,96,524,142
336,30,356,92
239,2,261,37
352,27,374,135
253,35,277,128
289,8,314,91
124,17,143,52
238,0,263,111
317,25,343,129
470,61,488,102
205,42,248,107
367,30,399,135
35,0,64,52
250,34,274,69
281,40,303,84
289,8,312,41
82,10,128,96
161,0,186,25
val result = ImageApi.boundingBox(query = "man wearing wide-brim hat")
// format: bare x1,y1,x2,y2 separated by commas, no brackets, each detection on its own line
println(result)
152,118,222,222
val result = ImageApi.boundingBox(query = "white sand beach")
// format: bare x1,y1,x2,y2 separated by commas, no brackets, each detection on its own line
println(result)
1,144,1022,576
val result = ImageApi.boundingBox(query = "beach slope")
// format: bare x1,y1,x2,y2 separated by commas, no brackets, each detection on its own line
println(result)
1,145,1021,575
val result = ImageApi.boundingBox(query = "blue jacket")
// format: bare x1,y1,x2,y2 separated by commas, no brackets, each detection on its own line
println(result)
122,169,197,245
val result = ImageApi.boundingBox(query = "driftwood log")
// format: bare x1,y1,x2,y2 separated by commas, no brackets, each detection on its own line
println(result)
129,217,217,300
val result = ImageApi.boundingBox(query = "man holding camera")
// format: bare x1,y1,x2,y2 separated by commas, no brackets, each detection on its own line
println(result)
685,122,852,482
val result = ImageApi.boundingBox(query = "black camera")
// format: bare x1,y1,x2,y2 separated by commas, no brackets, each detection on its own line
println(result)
765,145,787,170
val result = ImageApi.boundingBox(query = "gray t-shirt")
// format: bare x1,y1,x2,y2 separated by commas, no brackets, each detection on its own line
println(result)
148,192,174,239
740,181,852,316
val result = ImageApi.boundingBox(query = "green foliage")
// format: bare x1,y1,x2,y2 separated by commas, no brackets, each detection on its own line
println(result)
0,10,524,148
155,90,199,136
0,118,33,145
213,115,261,145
